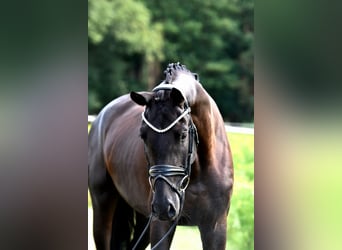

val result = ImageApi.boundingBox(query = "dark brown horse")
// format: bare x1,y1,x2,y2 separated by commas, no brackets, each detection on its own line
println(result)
88,63,234,250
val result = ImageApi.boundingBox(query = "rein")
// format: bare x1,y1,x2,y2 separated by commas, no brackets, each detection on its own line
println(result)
132,87,198,250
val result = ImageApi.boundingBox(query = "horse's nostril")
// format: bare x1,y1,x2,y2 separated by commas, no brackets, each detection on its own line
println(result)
152,201,177,220
168,204,176,219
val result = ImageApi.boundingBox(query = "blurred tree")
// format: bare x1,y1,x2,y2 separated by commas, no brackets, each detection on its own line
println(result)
88,0,163,113
88,0,254,122
143,0,254,122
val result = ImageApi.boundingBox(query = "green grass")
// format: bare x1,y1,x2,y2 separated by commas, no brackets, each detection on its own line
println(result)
88,129,254,250
226,132,254,250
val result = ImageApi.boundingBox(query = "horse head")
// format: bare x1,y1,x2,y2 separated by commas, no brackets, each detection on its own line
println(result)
130,86,198,221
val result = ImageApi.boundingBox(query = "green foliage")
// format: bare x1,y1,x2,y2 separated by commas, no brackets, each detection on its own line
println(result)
88,0,254,121
88,0,163,59
143,0,254,122
226,132,254,250
88,0,164,113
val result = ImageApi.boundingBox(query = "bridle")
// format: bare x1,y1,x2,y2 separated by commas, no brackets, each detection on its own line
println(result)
144,85,198,197
143,108,197,198
132,85,198,250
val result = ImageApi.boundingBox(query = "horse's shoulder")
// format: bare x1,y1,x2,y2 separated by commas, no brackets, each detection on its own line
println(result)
102,94,134,115
90,94,142,146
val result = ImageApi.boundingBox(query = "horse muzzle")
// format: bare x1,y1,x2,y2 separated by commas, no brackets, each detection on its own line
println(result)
151,197,179,221
148,165,189,221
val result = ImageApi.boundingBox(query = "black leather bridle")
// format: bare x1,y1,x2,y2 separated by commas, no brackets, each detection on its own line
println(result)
148,118,198,197
132,86,198,250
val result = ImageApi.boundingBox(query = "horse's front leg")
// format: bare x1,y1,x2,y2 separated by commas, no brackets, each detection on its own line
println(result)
150,219,176,250
92,190,117,250
199,212,228,250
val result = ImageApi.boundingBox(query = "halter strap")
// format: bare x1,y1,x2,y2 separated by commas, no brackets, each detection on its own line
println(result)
142,84,191,133
141,107,191,133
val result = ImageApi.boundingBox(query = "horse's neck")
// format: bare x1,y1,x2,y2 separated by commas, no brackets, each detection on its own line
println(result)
191,84,216,135
172,73,226,166
171,74,219,138
188,84,221,161
172,76,213,123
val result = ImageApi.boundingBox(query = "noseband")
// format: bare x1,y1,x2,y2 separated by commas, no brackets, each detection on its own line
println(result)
132,86,198,250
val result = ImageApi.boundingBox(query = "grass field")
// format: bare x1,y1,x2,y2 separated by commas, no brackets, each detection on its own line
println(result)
224,132,254,250
88,130,254,250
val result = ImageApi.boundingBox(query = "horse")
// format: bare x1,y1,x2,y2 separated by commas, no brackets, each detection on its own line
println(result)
88,62,234,250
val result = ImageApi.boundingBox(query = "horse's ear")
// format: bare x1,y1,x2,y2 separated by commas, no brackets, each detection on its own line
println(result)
130,91,153,106
170,88,185,107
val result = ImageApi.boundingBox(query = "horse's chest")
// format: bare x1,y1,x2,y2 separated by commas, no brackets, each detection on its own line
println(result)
181,183,213,221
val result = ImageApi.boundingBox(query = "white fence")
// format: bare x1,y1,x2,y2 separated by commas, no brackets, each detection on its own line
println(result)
88,115,253,135
224,124,254,135
88,115,96,123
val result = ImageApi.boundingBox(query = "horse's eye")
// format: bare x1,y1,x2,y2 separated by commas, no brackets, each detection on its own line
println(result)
174,130,187,141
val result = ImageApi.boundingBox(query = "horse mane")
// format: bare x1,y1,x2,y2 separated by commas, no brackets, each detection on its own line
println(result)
163,62,199,84
157,62,199,106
